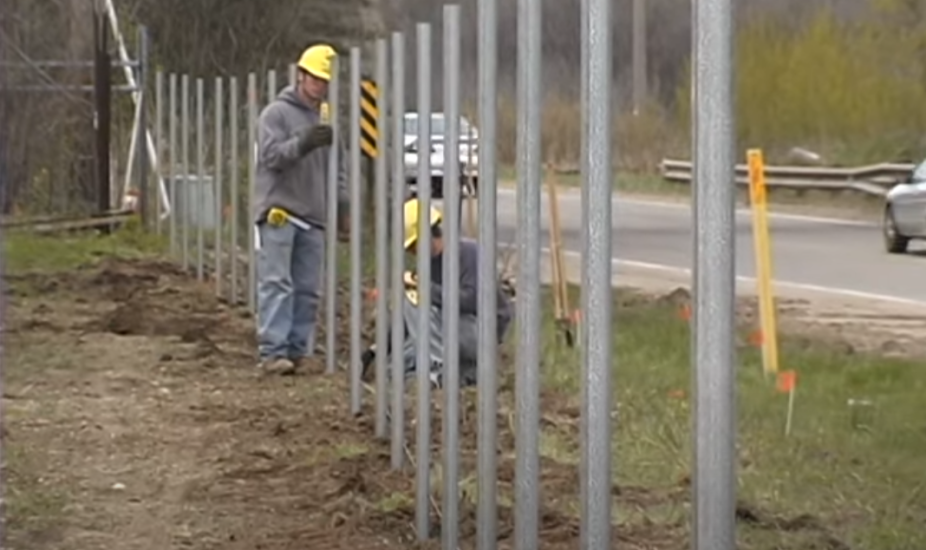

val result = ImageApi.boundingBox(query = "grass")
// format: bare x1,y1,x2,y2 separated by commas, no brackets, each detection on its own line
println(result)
3,218,167,276
511,285,926,548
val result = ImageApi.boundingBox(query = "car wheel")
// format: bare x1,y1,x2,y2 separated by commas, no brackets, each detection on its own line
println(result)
883,205,909,254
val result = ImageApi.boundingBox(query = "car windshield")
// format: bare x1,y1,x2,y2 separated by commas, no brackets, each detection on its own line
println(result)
404,114,474,138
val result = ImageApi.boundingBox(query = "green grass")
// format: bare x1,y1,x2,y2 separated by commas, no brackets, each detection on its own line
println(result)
3,219,167,276
518,286,926,549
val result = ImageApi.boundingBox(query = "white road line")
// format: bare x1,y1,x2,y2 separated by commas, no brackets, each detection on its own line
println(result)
495,187,880,227
600,252,926,308
501,243,926,308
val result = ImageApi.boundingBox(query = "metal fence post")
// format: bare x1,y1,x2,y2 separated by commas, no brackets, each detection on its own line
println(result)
581,0,614,545
215,77,224,297
325,57,341,375
441,4,463,548
247,73,257,314
389,31,407,470
230,76,239,305
373,38,390,439
476,0,500,544
181,74,191,271
692,0,737,548
414,21,434,542
137,27,149,228
168,73,178,256
155,69,163,233
514,0,542,545
196,77,205,281
349,47,364,416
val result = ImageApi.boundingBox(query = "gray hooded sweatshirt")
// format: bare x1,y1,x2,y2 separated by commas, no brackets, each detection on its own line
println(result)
253,85,348,227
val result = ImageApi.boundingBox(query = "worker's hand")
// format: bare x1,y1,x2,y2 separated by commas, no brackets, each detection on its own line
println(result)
296,124,333,155
403,271,418,288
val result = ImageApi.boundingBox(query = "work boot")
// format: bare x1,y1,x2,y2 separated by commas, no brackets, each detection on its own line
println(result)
258,357,296,376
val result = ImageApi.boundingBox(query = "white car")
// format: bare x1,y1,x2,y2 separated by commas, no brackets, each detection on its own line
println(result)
403,112,479,197
883,157,926,254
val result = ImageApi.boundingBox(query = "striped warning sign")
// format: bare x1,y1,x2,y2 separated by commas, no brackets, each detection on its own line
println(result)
360,79,378,158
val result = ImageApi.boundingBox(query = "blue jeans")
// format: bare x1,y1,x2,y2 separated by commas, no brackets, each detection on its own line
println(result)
256,221,325,361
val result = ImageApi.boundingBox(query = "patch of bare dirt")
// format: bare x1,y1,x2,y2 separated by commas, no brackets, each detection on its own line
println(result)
2,256,856,550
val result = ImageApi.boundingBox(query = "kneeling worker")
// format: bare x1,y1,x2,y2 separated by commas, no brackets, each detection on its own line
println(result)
364,198,514,386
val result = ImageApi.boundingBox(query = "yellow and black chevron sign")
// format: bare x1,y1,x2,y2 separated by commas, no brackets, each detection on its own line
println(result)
360,78,379,158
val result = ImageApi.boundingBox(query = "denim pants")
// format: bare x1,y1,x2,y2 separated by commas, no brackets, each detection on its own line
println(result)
256,221,325,360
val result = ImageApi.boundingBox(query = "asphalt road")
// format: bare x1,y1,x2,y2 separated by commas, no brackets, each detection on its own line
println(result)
482,188,926,304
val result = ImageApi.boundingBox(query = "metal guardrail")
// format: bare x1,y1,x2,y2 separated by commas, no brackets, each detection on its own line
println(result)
660,158,916,197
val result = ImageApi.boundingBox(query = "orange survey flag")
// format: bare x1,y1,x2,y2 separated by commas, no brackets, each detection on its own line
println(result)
777,370,797,393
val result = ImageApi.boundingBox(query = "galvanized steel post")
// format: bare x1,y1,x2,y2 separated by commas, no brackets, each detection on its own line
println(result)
325,57,341,375
168,73,178,257
214,77,224,298
155,70,163,232
373,38,390,439
514,0,543,545
692,0,737,548
476,0,500,545
389,31,407,470
581,0,614,545
441,4,463,548
196,77,205,281
414,21,434,542
181,74,190,271
349,47,364,416
247,73,258,314
230,77,240,305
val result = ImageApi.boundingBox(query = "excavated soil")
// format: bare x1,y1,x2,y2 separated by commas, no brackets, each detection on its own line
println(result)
1,257,881,549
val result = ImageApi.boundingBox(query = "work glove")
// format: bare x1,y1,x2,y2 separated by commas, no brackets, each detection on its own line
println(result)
295,124,333,155
403,271,418,288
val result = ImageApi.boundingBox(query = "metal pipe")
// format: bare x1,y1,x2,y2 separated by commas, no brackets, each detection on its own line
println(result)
138,28,149,228
215,77,224,297
581,0,614,545
441,5,463,549
373,38,390,439
389,31,407,470
155,70,164,232
414,21,434,542
349,47,364,416
692,0,737,547
181,74,190,271
196,77,205,281
230,76,240,305
476,0,500,544
168,73,178,256
247,73,258,313
325,57,341,375
514,0,542,544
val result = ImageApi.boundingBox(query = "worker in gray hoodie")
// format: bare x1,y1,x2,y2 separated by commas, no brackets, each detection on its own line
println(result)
253,43,349,375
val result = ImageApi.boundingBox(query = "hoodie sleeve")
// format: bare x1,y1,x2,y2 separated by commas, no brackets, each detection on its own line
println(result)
337,133,350,208
258,105,302,172
431,243,479,316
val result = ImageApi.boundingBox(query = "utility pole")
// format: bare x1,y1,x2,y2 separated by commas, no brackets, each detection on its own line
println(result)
632,0,647,114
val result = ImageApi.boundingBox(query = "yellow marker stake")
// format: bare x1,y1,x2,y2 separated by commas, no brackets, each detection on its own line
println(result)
747,149,780,375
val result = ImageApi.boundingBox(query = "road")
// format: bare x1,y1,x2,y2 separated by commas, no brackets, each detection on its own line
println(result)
479,188,926,305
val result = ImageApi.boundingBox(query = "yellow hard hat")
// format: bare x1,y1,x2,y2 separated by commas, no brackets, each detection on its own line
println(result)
297,44,336,82
403,198,442,249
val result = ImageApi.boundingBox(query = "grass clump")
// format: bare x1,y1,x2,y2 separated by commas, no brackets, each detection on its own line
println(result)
519,286,926,549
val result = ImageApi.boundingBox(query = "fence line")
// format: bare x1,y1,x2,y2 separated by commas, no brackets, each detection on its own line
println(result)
661,158,915,196
144,0,738,547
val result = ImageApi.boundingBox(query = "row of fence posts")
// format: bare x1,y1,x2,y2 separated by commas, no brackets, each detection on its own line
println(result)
144,0,737,547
